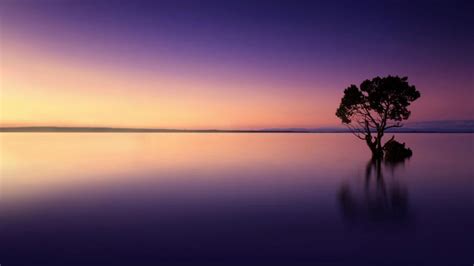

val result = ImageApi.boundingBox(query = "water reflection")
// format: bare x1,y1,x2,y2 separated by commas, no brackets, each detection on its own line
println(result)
338,158,410,224
1,134,472,265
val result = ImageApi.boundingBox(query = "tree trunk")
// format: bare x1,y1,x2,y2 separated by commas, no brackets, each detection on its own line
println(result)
365,135,383,159
373,130,384,159
372,148,384,159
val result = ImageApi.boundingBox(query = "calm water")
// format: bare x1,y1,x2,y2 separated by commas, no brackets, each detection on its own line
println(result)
1,133,472,265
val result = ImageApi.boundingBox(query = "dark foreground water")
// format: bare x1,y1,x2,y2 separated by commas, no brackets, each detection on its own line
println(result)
1,133,472,265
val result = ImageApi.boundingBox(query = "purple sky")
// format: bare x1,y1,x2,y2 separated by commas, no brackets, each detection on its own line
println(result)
1,0,473,128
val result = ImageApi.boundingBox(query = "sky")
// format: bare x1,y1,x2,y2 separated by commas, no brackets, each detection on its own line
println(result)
1,0,473,129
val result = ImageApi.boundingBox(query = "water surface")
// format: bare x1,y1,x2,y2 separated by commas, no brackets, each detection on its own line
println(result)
1,133,472,265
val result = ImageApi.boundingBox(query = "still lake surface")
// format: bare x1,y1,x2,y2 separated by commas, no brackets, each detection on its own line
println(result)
1,133,472,265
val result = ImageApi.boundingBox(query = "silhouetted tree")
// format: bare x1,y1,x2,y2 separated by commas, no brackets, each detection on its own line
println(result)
336,76,420,158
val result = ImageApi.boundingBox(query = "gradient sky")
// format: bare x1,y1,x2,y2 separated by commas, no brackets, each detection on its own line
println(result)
1,0,472,129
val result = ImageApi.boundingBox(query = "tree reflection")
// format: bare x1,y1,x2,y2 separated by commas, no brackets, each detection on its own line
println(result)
338,158,410,224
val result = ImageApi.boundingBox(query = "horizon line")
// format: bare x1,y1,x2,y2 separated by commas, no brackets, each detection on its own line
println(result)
1,126,472,133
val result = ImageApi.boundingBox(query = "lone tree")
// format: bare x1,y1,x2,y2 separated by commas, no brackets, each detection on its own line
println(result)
336,76,420,158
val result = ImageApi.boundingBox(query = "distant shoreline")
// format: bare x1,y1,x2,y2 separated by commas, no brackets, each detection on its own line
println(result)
0,127,472,133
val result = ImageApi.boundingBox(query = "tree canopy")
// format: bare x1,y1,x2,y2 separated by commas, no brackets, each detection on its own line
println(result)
336,76,420,157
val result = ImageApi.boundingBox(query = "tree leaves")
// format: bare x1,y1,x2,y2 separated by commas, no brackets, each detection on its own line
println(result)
335,75,421,157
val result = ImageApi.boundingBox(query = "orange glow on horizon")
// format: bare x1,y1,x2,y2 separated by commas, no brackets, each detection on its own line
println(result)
0,39,338,129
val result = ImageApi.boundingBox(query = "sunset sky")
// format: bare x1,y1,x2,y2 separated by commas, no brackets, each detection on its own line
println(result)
1,0,472,129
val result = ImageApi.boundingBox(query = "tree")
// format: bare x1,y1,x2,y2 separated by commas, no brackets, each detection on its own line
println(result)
336,76,420,158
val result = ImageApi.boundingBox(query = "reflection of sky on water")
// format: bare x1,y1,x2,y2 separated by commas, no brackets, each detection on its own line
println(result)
1,133,472,265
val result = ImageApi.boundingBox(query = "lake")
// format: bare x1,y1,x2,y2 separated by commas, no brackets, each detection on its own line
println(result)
1,133,472,265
